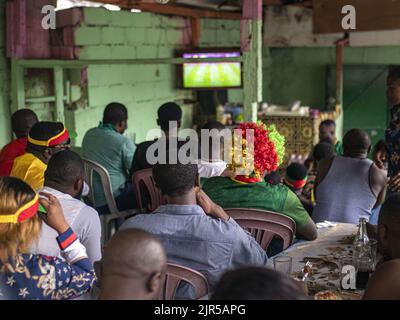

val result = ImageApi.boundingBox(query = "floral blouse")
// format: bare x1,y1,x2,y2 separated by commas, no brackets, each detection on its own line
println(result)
386,104,400,179
0,228,96,300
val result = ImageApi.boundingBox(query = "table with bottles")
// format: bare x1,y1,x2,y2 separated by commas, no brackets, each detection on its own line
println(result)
268,222,371,299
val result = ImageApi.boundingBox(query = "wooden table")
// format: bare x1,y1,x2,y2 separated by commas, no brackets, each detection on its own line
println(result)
268,223,364,299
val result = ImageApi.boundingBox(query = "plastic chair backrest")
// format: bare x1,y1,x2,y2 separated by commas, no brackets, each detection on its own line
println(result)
160,263,209,300
83,158,119,214
132,168,166,212
225,208,296,251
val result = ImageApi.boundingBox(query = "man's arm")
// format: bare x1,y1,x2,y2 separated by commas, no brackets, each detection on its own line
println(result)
363,259,400,300
370,164,388,209
122,139,136,177
283,191,318,241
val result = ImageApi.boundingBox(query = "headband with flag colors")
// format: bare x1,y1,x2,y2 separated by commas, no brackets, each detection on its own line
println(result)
0,194,39,224
228,121,285,183
284,174,308,189
28,127,69,147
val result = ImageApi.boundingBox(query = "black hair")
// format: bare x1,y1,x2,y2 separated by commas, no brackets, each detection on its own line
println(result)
157,102,182,132
286,163,308,181
264,170,281,185
153,163,198,197
343,128,371,154
103,102,128,125
379,194,400,226
388,66,400,83
28,121,64,142
44,150,84,187
373,139,388,156
211,267,308,300
319,119,336,129
11,109,38,138
313,142,335,162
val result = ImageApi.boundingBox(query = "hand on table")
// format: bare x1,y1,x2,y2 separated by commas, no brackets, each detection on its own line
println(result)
196,188,230,221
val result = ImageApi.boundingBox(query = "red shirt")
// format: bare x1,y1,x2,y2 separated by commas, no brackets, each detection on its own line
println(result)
0,137,28,176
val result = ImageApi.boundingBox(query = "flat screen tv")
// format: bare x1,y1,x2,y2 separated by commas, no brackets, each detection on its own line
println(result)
181,50,242,89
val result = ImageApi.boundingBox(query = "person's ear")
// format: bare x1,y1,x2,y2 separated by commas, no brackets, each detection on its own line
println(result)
147,271,163,296
195,173,200,188
74,178,84,193
43,148,52,160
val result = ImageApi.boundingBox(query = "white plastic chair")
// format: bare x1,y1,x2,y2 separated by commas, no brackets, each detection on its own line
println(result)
83,158,138,244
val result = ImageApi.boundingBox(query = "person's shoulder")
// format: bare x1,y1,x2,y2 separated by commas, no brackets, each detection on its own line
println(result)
120,213,153,230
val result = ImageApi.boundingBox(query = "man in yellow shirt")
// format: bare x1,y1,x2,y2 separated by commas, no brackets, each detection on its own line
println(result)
10,121,70,190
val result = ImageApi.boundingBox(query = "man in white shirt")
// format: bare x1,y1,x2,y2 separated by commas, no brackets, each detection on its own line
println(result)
198,121,228,178
31,150,102,264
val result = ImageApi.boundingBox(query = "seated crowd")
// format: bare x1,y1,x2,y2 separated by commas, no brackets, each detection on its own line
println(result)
0,99,400,301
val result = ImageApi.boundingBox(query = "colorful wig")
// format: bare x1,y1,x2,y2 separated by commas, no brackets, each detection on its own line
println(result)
229,121,285,182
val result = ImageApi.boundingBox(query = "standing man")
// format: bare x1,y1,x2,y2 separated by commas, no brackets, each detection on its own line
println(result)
384,67,400,192
0,109,38,176
82,102,136,215
319,119,343,156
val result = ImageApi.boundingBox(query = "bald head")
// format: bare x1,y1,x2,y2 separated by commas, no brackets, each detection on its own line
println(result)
343,128,371,157
11,109,38,138
99,229,167,300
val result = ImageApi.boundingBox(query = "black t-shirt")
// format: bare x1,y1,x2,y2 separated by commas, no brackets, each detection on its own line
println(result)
130,138,189,176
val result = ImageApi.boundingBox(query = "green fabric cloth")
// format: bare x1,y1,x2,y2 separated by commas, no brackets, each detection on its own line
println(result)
335,140,344,156
82,125,136,207
202,176,310,228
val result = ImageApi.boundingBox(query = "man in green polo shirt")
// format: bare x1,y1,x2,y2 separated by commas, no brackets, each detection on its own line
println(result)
202,122,318,241
82,102,136,215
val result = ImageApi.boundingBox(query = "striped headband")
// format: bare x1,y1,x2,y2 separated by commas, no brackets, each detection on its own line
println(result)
0,194,39,224
28,128,69,147
284,173,308,189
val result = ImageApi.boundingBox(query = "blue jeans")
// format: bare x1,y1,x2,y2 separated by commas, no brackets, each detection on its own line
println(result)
369,206,381,225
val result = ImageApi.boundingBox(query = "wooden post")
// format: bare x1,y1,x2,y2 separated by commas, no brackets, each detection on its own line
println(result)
241,0,263,122
53,67,65,123
11,59,25,113
190,18,201,48
335,36,349,140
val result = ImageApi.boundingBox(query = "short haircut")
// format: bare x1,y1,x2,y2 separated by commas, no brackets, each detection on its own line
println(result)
201,121,225,131
343,128,371,154
11,109,38,138
153,163,198,197
388,66,400,84
286,163,308,181
264,170,281,185
157,102,182,131
29,121,65,142
379,194,400,228
319,119,336,128
103,102,128,125
211,267,308,300
313,142,335,162
44,150,84,187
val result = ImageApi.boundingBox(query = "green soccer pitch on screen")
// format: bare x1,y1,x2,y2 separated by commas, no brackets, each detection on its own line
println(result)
182,52,242,89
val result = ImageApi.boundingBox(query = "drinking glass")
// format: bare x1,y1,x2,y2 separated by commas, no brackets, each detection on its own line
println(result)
339,257,357,291
273,255,292,275
368,239,378,270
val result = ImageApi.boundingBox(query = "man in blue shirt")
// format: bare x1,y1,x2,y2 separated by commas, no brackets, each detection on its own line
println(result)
121,162,268,299
82,103,136,214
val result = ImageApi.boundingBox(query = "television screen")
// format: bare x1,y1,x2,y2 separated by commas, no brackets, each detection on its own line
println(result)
182,52,242,89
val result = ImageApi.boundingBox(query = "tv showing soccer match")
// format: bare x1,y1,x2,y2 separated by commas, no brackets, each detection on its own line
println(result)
182,51,242,89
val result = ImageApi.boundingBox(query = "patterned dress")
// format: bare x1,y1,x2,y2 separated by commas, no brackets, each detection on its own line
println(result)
0,228,96,300
386,104,400,178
